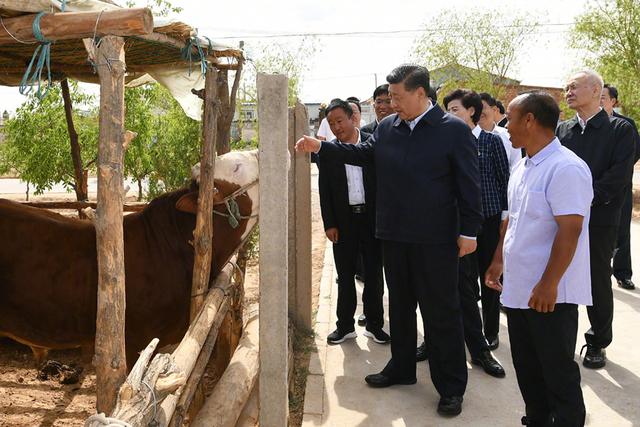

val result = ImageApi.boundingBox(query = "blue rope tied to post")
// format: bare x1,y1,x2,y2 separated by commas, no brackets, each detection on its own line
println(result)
19,12,52,98
18,1,67,99
181,32,211,76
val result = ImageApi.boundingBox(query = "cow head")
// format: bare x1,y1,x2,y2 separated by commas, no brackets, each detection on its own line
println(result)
174,150,259,269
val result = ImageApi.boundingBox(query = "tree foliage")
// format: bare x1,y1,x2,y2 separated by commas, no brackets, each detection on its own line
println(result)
0,83,98,195
411,9,540,98
572,0,640,120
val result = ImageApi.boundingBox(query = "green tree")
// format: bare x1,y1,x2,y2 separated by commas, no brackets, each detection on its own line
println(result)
146,85,202,198
572,0,640,120
0,83,98,196
124,85,155,200
411,9,540,98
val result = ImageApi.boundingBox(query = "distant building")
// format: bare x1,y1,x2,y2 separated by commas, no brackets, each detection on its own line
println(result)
232,102,324,142
0,110,9,146
430,63,565,107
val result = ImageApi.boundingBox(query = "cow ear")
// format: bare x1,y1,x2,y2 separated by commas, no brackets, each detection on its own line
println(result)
176,191,199,214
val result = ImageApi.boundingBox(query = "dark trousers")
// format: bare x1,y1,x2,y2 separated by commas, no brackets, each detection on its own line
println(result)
507,305,585,427
333,213,384,332
613,186,633,281
381,240,467,397
586,225,618,348
458,254,490,358
477,213,502,340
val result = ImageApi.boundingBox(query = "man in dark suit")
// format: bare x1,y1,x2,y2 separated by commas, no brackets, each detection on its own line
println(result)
601,83,640,291
557,70,636,369
318,99,389,345
495,100,508,127
296,64,482,417
361,84,392,134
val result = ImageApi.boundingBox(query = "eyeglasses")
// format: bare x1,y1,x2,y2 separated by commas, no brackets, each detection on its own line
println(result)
564,83,591,93
375,99,392,105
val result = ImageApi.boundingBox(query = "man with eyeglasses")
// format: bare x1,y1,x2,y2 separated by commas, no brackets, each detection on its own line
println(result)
362,84,393,134
557,70,636,369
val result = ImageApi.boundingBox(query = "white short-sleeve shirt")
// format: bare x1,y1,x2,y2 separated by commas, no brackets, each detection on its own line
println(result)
501,138,594,309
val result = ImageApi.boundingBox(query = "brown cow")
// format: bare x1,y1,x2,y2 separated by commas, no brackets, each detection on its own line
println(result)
0,150,259,367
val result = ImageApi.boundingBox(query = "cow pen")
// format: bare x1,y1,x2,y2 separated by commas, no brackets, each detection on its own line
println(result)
0,2,313,426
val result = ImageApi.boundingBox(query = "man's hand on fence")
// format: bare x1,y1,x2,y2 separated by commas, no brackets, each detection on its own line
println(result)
295,135,321,153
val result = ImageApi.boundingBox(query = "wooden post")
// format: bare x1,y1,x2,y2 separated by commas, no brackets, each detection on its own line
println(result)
93,35,127,414
258,73,289,427
0,8,153,45
294,101,312,331
190,66,219,322
60,78,88,202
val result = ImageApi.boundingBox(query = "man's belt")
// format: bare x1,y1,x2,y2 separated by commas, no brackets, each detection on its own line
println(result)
350,204,366,214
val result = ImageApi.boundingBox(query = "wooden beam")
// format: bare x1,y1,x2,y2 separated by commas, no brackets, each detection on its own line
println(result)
20,201,147,212
190,66,219,322
0,8,153,45
92,35,127,415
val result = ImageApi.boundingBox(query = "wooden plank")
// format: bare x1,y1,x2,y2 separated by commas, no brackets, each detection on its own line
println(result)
92,35,127,414
190,66,219,322
294,101,313,330
0,8,153,45
257,72,290,427
20,201,147,212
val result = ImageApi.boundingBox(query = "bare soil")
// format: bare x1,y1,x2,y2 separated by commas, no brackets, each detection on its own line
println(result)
0,183,326,426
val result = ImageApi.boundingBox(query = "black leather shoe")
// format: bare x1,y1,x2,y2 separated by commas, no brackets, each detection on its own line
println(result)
357,314,367,326
472,350,506,378
437,396,463,416
416,341,428,362
364,372,416,388
487,336,499,351
581,344,606,369
617,278,636,290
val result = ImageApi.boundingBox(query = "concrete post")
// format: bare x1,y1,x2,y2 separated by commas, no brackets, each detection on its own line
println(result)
293,101,312,331
257,73,289,427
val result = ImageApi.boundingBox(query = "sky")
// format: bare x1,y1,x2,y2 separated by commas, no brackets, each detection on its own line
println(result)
0,0,588,112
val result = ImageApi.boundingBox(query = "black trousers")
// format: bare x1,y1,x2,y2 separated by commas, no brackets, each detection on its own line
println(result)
333,212,384,331
586,225,618,348
507,305,585,427
613,186,633,281
476,213,502,340
458,254,490,358
381,240,467,397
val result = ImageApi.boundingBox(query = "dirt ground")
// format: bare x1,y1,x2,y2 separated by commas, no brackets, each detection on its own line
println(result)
0,185,326,426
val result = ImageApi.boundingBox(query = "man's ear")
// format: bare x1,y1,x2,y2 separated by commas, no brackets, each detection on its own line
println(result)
176,191,199,214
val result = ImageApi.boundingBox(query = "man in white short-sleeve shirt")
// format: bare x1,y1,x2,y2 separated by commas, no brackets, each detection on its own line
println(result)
485,92,593,427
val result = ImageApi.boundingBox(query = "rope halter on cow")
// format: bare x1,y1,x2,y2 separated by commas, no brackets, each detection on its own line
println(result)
212,179,259,229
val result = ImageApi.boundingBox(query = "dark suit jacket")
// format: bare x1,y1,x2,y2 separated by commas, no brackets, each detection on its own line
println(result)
497,117,508,128
557,109,635,226
318,131,375,234
613,111,640,162
361,120,378,135
319,104,483,244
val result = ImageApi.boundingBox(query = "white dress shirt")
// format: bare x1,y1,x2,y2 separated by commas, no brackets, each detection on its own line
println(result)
405,101,433,131
491,124,523,172
501,138,594,309
338,129,366,205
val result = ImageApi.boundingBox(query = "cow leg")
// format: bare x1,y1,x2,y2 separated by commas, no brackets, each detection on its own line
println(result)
30,346,49,367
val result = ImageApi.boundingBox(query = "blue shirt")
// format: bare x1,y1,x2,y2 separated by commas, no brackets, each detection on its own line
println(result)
501,138,593,309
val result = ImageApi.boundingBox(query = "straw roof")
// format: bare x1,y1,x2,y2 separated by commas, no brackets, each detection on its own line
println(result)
0,1,243,87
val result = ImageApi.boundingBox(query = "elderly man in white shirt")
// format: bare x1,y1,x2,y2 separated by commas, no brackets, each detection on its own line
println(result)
479,92,523,171
485,92,593,427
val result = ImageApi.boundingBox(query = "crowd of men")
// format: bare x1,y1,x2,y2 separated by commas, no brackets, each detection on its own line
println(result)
295,64,639,426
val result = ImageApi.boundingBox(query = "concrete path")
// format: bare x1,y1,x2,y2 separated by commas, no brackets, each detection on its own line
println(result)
302,223,640,427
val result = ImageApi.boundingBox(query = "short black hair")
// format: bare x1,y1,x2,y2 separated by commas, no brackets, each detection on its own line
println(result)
496,100,505,114
373,84,389,100
513,91,560,131
443,89,483,124
604,83,618,100
326,99,353,118
346,96,362,112
386,64,430,95
479,92,497,107
428,86,438,103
